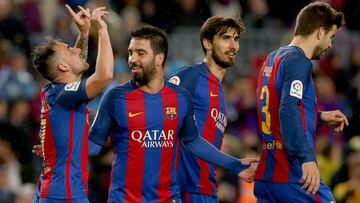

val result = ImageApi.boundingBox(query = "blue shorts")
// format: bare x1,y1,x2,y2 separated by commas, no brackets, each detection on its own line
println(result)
254,180,336,203
181,192,218,203
39,198,89,203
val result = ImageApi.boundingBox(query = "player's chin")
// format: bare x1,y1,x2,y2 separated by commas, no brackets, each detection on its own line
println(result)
83,63,89,70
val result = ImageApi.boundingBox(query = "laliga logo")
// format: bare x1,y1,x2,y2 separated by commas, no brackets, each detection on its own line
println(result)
211,108,227,132
131,130,175,148
292,81,302,91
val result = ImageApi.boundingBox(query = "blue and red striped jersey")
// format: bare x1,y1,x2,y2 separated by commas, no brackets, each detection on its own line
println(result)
169,62,227,197
38,80,90,199
89,80,199,202
255,46,317,183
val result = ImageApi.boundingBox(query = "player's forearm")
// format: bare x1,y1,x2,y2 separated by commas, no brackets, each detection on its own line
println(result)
94,28,114,83
184,136,250,173
75,34,89,60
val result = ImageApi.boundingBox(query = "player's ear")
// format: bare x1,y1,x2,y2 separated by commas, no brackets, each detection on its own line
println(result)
58,63,69,72
155,53,165,67
202,39,212,52
317,27,325,40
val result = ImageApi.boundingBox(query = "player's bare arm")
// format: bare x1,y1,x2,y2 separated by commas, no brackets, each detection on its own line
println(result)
85,7,113,99
65,4,90,60
319,110,349,132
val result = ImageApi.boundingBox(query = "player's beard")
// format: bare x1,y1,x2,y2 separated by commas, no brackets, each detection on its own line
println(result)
212,47,236,68
131,60,156,86
312,45,329,60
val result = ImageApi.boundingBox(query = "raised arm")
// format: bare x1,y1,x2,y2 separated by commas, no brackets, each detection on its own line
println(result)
85,7,113,99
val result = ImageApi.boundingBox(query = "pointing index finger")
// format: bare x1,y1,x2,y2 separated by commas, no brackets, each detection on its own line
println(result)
65,4,78,19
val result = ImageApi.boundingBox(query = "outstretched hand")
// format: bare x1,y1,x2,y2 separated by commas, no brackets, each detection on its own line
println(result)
238,158,259,183
65,4,91,35
320,110,349,132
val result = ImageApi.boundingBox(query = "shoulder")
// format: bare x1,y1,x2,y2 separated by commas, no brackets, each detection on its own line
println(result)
280,47,312,67
166,81,190,95
169,63,203,85
103,81,135,98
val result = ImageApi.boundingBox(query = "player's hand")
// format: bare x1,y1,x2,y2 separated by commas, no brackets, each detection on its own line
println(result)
238,158,259,183
32,144,44,158
240,158,259,165
90,7,109,31
300,161,320,195
65,4,91,36
320,110,349,132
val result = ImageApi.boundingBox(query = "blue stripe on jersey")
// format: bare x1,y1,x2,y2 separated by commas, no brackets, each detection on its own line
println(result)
142,93,164,201
193,79,209,134
108,93,128,202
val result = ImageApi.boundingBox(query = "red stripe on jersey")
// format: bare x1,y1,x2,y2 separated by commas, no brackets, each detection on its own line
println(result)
66,109,76,200
125,90,146,203
313,194,322,203
40,91,56,198
255,57,269,180
198,74,220,195
81,108,90,195
313,104,318,150
269,57,289,182
299,101,307,132
158,87,179,201
184,192,190,203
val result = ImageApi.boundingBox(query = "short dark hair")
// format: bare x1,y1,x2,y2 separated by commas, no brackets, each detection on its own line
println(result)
32,39,59,81
131,25,168,65
200,16,245,53
294,2,344,36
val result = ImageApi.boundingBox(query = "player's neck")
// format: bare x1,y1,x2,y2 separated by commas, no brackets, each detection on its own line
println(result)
203,58,226,81
137,74,164,94
289,36,315,60
55,73,82,84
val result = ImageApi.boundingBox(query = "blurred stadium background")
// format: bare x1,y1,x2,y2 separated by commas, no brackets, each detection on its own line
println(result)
0,0,360,202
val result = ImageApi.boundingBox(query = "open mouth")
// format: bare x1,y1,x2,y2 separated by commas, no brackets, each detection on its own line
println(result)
131,66,142,73
226,52,236,59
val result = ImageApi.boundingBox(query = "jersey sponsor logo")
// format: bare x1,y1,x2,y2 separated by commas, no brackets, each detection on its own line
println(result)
128,112,144,118
64,81,81,91
169,76,180,85
165,107,177,120
211,108,227,133
210,91,218,97
131,130,175,148
290,80,303,99
263,140,283,150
